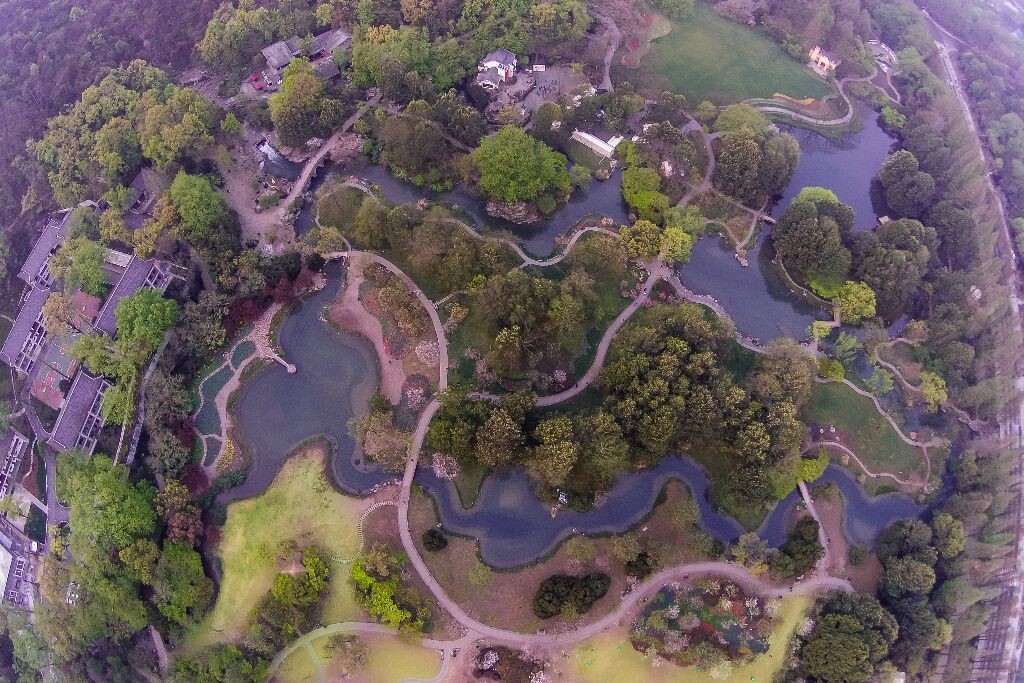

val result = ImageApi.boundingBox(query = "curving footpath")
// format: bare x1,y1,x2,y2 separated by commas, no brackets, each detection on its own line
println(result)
804,440,918,488
748,70,877,127
269,223,872,679
269,621,470,683
536,263,662,407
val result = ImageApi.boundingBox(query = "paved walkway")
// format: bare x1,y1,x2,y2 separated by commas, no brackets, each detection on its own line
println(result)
277,95,380,215
537,264,660,407
797,481,831,579
803,440,917,488
747,70,877,127
192,301,297,469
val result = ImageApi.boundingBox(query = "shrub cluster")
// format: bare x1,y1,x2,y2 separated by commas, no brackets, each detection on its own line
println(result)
532,573,610,619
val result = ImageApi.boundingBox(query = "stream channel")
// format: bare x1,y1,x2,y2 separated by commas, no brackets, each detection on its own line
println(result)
240,109,912,568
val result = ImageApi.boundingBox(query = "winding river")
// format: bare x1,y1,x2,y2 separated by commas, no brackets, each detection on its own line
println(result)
237,111,916,566
415,458,922,569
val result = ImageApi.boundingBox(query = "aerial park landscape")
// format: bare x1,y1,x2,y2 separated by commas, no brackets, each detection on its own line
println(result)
0,0,1020,681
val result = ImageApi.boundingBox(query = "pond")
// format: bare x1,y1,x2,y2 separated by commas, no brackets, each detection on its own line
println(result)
415,456,922,569
772,106,897,230
289,159,629,255
678,233,828,341
227,262,389,502
357,164,629,257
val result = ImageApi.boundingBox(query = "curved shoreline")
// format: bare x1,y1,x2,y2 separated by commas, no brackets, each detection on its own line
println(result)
413,457,922,570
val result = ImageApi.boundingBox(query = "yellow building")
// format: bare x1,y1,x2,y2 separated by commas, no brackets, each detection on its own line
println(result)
809,45,841,76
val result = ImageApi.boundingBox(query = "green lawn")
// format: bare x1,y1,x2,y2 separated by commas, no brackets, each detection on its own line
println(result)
314,633,441,682
802,382,925,479
649,4,830,104
185,443,363,651
570,595,810,682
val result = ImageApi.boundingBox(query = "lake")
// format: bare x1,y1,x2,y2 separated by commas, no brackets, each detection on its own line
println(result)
228,263,390,502
772,106,896,230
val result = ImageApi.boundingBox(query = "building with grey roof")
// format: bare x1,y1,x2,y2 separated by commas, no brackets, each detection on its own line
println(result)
16,215,66,288
313,28,350,56
313,59,341,81
0,429,28,501
47,372,110,454
0,287,49,375
93,258,171,337
262,40,298,70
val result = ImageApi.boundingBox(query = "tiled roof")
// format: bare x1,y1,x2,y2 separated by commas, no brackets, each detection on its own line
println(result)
314,28,350,55
0,287,49,369
93,258,167,337
16,215,66,285
262,40,296,69
47,372,109,453
313,60,340,80
482,48,516,67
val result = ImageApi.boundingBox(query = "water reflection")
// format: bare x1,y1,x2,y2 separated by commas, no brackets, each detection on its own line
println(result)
772,106,896,230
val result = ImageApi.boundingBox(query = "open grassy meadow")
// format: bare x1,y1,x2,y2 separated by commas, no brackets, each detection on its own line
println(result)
186,444,363,650
648,4,830,104
802,382,925,480
568,594,809,682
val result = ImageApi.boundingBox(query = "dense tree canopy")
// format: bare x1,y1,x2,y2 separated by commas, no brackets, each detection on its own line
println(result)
31,61,219,207
268,58,347,148
773,189,853,295
471,127,571,205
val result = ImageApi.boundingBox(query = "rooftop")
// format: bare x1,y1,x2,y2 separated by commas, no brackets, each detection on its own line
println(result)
314,28,350,56
94,258,170,337
313,59,340,80
262,40,297,70
16,214,66,286
482,48,517,66
48,372,110,454
0,287,49,373
127,167,169,216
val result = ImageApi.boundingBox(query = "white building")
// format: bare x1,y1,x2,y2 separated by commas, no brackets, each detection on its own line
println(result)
570,130,624,159
477,48,517,89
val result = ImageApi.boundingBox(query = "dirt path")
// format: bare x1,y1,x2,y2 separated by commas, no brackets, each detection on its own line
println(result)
593,10,621,91
327,255,407,404
803,440,919,488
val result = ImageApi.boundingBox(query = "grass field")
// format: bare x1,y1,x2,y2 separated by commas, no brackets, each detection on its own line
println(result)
186,443,363,650
648,4,830,104
802,382,925,479
314,633,441,682
568,595,810,682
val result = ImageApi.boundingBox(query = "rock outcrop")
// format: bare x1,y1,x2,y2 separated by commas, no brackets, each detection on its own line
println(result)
485,200,541,224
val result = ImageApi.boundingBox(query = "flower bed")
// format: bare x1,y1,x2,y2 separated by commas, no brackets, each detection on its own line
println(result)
630,579,779,674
